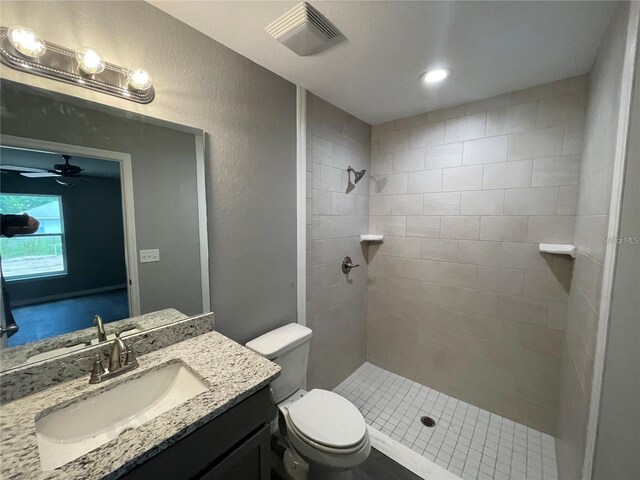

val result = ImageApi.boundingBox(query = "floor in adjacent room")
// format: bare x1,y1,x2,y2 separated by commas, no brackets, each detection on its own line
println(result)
8,288,129,346
335,363,558,480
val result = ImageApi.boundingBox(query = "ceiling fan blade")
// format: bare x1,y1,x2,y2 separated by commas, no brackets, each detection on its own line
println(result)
0,165,49,173
21,172,61,178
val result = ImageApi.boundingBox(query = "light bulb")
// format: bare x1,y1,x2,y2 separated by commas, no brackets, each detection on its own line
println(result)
75,47,105,75
7,25,46,58
421,68,451,85
127,69,152,91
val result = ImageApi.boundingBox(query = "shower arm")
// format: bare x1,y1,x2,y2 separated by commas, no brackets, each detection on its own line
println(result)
347,165,366,184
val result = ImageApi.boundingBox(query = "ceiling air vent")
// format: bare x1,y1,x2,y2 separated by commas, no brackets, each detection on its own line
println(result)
265,2,344,56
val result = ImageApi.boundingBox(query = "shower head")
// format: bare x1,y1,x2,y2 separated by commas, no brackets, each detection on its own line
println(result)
347,166,366,184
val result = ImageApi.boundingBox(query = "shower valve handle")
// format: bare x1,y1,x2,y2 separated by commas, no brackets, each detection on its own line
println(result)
342,256,360,274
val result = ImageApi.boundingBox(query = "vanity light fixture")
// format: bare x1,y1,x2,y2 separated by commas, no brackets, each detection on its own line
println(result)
127,68,152,91
421,67,451,85
7,25,46,58
75,47,105,75
0,25,154,103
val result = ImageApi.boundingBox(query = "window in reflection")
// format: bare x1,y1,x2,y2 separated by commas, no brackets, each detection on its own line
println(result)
0,194,67,280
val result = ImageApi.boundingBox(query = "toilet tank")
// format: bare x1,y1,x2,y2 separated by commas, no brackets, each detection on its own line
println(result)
246,323,312,403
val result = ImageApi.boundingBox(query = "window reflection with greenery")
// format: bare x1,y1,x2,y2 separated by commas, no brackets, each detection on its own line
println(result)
0,194,66,280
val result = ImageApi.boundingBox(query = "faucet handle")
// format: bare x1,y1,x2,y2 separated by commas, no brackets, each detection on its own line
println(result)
89,353,106,383
341,256,360,274
123,342,138,366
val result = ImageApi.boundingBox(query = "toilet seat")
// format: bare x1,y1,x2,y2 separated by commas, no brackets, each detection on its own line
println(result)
281,389,371,470
286,413,366,455
285,420,370,471
287,389,367,451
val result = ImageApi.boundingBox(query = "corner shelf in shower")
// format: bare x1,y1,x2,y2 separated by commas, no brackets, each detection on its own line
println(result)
539,243,577,258
360,234,384,243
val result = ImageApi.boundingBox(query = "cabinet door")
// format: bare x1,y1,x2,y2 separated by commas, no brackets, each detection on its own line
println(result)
200,424,271,480
120,387,273,480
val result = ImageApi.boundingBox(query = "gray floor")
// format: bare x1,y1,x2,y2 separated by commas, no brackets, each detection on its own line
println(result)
8,289,129,346
335,363,558,480
272,448,421,480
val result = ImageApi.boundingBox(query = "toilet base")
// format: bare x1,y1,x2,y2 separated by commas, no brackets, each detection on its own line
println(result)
284,448,309,480
283,447,354,480
274,389,369,480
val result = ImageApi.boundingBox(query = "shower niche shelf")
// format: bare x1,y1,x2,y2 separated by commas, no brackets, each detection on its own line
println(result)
539,243,576,258
360,234,384,243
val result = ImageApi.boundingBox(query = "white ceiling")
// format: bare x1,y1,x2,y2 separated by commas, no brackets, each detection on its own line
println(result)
149,1,616,125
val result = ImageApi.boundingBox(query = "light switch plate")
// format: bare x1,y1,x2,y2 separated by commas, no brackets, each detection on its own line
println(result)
139,249,160,263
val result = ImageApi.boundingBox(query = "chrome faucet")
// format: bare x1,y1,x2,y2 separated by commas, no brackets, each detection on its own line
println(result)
89,335,138,384
93,315,107,342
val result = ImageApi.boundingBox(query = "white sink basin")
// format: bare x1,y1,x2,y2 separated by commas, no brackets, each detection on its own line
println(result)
25,328,141,365
36,361,208,471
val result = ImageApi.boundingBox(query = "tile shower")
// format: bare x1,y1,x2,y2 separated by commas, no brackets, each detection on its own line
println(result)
308,76,587,478
366,76,586,436
306,7,631,475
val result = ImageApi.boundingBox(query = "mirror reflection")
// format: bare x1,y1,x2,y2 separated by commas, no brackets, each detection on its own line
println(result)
1,150,129,347
0,80,209,368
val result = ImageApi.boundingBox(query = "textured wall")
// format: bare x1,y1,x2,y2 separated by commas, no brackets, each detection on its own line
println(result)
367,77,587,434
556,4,633,479
0,1,297,343
306,93,370,390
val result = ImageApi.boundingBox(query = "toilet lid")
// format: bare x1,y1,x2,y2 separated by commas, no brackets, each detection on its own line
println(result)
287,389,367,449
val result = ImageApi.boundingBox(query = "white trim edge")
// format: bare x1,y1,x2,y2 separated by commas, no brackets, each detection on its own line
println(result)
195,134,211,313
367,426,462,480
582,4,640,479
296,86,307,327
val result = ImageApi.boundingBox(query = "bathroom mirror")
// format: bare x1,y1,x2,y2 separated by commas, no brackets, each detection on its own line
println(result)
0,80,209,369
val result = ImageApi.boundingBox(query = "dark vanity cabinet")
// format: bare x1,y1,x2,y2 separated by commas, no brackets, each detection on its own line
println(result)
122,387,273,480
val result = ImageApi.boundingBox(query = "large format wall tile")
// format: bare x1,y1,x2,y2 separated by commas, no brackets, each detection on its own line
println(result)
368,76,587,434
307,94,370,390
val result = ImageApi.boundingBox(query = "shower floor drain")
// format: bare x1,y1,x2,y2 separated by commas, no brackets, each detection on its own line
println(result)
420,416,436,427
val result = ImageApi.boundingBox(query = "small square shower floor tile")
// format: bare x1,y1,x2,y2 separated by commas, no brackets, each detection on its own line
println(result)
334,363,558,480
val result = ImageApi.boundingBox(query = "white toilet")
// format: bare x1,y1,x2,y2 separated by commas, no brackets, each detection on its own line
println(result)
246,323,370,480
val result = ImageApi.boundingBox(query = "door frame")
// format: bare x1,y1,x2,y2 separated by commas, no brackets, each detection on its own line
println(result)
0,134,141,317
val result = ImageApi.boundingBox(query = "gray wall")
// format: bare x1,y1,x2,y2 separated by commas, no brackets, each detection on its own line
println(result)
1,82,202,316
0,1,297,343
555,4,633,478
1,152,126,303
306,93,370,390
592,30,640,480
368,77,587,435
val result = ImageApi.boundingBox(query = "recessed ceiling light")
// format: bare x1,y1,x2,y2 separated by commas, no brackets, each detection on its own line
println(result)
421,68,451,85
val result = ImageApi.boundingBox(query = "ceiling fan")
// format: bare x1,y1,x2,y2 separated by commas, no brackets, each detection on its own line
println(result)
0,154,86,185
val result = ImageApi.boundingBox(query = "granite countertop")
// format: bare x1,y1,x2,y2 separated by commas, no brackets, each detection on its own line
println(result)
0,331,280,480
1,308,188,371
